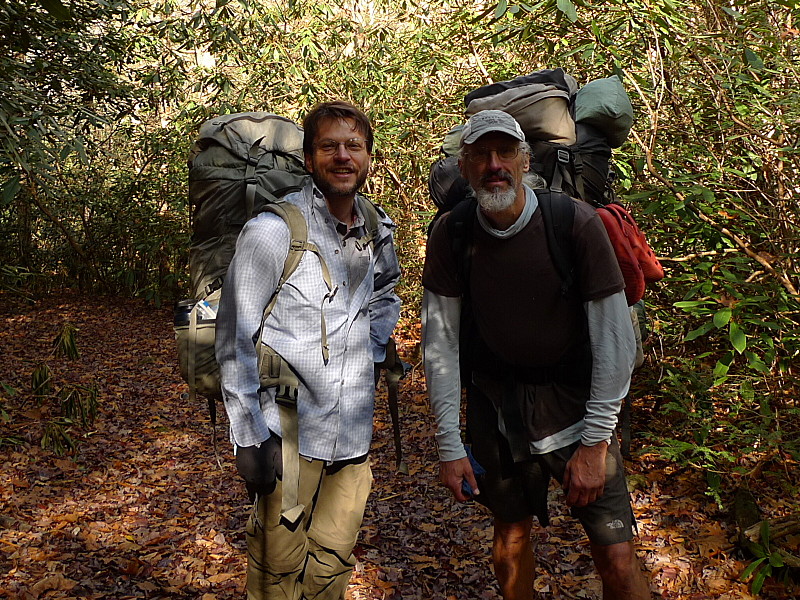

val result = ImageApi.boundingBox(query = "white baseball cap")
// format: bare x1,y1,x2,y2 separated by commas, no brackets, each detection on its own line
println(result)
460,110,525,146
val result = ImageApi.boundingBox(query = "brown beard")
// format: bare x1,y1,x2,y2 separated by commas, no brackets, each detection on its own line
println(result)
311,168,368,201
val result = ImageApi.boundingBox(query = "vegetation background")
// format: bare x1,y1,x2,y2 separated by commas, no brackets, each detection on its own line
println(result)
1,0,798,596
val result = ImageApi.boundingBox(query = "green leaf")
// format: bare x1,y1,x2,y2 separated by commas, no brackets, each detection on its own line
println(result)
713,308,732,328
769,551,785,568
752,567,768,594
556,0,578,22
495,0,509,19
674,300,710,309
740,556,766,580
730,322,747,354
760,520,771,546
745,352,770,374
684,321,715,342
36,0,71,21
1,177,21,206
744,48,764,70
713,352,733,380
721,6,744,18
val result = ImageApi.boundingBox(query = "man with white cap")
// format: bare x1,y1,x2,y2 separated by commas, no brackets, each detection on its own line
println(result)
421,110,649,599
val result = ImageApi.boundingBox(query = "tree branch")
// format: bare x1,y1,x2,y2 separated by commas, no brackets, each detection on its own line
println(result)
630,128,799,297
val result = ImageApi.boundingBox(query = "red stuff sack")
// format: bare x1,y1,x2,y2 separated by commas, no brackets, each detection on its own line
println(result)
596,203,664,306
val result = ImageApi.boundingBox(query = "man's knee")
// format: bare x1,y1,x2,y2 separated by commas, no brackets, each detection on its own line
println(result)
590,540,640,579
247,507,308,574
493,517,534,558
302,541,356,599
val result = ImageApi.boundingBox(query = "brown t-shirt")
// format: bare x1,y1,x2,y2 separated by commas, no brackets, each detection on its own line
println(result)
422,196,623,369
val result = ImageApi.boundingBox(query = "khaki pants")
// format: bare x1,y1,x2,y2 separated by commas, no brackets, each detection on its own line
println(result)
246,458,372,600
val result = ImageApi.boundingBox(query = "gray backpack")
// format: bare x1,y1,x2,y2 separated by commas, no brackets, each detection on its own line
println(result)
175,113,310,408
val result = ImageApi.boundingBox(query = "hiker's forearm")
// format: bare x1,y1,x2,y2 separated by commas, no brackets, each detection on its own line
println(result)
216,217,288,447
422,290,466,462
582,291,635,445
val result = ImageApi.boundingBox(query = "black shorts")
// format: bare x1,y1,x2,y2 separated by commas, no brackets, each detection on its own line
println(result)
465,383,636,546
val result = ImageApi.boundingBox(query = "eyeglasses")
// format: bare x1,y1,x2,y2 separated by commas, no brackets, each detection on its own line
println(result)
465,146,521,164
314,138,368,156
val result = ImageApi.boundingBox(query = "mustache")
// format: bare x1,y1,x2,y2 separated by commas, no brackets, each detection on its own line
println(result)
480,170,515,186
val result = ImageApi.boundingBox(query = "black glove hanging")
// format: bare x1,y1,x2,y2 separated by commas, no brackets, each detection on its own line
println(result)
236,435,283,501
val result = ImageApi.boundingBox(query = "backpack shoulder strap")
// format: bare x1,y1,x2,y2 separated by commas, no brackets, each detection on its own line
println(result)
446,195,478,293
260,200,333,315
355,194,384,251
261,201,310,290
537,189,576,296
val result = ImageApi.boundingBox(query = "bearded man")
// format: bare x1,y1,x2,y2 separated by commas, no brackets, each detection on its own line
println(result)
421,110,650,599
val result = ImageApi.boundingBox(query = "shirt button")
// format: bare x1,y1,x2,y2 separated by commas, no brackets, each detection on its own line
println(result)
335,249,340,254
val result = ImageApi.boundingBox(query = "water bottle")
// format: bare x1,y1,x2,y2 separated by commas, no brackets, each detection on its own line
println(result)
174,299,196,327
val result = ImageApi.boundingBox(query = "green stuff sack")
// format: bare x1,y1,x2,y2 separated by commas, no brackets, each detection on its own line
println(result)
574,75,634,149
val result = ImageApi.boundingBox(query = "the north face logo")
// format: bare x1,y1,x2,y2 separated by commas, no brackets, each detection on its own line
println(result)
605,519,625,530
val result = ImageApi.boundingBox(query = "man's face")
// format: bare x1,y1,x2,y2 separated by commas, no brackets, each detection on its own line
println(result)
305,117,371,202
459,132,526,213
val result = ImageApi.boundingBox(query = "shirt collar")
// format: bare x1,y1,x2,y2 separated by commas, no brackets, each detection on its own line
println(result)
310,181,364,238
476,185,538,239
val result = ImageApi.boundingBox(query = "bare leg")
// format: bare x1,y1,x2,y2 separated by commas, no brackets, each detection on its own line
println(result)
492,517,536,600
590,540,650,600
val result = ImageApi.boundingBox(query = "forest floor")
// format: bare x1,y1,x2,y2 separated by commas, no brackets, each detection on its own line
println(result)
0,291,798,599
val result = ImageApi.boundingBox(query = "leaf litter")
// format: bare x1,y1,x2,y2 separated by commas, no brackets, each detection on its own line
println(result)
0,291,797,599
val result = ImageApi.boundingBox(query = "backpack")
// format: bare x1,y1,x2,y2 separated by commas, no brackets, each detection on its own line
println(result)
176,113,310,409
175,112,407,470
428,69,663,306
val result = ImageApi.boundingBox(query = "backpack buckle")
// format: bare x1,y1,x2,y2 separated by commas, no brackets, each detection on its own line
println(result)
275,384,298,408
556,149,571,164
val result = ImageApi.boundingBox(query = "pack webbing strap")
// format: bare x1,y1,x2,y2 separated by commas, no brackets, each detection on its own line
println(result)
277,392,304,525
187,303,221,467
550,148,568,194
244,139,266,219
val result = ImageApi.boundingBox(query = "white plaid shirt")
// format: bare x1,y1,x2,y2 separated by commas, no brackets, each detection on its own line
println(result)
216,182,401,460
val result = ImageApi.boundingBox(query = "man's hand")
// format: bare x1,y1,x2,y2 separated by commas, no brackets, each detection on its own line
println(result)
563,441,608,507
236,436,283,500
440,457,479,503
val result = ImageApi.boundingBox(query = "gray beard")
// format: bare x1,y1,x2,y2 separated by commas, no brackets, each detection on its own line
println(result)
476,186,516,213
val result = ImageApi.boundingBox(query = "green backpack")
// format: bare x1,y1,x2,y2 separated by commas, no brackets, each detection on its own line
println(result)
176,113,308,408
